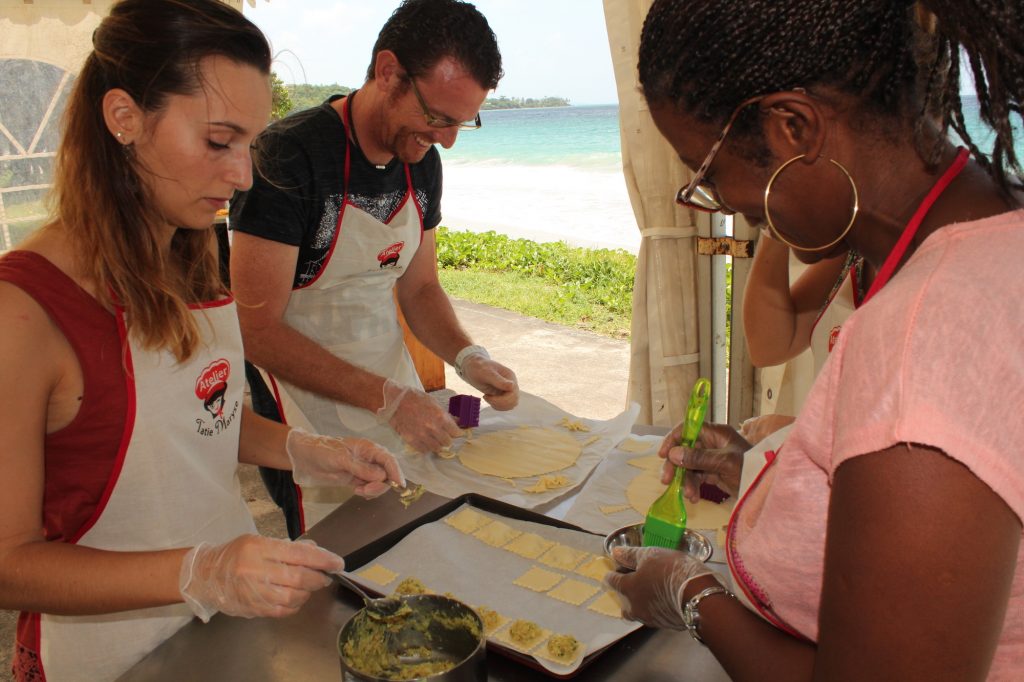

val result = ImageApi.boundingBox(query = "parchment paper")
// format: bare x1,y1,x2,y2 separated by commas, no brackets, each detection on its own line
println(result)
398,392,639,509
562,434,734,552
343,504,642,676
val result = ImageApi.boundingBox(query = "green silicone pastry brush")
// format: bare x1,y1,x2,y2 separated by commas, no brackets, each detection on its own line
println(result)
642,378,711,548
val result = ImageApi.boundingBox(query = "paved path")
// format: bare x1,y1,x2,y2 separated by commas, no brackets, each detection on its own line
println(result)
444,298,631,420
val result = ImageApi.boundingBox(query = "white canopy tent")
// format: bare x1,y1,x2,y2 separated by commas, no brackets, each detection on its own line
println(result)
0,0,806,426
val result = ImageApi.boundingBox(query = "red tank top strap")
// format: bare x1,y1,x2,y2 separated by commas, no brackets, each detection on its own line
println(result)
0,250,127,542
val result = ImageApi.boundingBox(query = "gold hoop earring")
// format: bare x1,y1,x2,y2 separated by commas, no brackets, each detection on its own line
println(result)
763,155,859,252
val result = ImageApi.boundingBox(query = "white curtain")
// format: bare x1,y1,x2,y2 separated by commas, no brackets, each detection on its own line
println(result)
602,0,710,426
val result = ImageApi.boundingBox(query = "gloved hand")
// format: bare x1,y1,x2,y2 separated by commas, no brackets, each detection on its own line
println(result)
658,422,748,504
604,546,715,629
458,350,519,411
376,379,462,454
285,428,404,497
738,413,795,445
179,535,344,622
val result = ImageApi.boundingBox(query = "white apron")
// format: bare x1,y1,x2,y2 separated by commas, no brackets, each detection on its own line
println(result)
263,95,424,529
35,297,256,681
808,255,862,374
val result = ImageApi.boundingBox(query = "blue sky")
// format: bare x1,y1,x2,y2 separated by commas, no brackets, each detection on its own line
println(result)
242,0,619,106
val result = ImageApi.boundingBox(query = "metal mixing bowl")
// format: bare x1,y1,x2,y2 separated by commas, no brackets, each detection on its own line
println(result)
338,594,486,682
604,523,713,569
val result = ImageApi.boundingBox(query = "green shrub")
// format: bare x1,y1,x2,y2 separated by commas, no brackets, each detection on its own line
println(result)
436,227,635,318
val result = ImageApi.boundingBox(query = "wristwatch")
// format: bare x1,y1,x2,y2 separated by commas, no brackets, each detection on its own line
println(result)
682,584,735,643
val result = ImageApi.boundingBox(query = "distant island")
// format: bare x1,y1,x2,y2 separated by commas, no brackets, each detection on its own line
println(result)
276,81,569,118
481,96,570,110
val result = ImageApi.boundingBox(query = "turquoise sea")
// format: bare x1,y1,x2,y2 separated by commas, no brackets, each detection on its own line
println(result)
437,97,1015,255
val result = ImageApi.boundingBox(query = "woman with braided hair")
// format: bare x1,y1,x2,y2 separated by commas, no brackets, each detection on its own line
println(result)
606,1,1023,679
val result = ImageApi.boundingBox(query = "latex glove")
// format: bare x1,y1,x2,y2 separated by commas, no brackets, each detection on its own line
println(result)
285,428,404,498
179,535,344,622
459,352,520,411
659,422,748,504
604,546,715,630
738,413,795,445
376,379,462,454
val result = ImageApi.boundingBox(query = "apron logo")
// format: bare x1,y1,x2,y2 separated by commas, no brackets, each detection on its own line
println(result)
828,325,841,352
377,241,405,268
194,359,238,436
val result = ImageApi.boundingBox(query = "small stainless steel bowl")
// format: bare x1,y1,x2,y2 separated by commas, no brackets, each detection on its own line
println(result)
338,594,486,682
604,523,713,569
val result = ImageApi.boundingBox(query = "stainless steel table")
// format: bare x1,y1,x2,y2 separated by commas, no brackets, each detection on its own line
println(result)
118,429,731,681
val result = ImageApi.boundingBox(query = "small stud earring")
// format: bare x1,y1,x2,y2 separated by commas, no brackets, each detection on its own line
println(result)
116,131,125,142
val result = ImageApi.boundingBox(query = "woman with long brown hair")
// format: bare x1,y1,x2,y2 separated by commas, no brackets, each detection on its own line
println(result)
607,1,1023,679
0,2,402,680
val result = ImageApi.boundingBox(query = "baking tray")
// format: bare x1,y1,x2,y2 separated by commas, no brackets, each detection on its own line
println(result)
338,493,641,679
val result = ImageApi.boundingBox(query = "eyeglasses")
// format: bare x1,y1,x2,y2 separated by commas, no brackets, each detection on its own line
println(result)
676,95,765,214
406,75,482,130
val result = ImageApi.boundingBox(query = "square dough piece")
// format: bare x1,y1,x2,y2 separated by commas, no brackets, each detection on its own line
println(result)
546,578,600,606
538,543,589,571
475,605,509,635
356,563,398,587
574,555,615,582
472,520,523,547
617,437,655,454
535,634,586,667
513,566,564,592
588,590,625,618
492,621,551,654
444,507,492,534
503,532,556,560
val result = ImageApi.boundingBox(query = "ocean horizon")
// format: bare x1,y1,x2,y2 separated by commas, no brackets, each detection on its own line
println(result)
437,97,1012,256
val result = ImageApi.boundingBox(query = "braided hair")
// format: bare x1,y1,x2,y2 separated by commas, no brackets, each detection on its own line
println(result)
919,0,1024,192
639,0,1023,193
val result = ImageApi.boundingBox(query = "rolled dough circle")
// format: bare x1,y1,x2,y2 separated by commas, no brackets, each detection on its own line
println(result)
457,426,582,479
626,468,733,530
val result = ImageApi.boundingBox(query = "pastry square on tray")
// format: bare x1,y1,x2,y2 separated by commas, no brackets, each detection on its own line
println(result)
574,555,615,582
537,543,589,571
546,578,600,606
587,590,625,618
356,563,398,587
474,605,509,635
444,507,492,534
513,566,564,592
535,633,587,667
472,520,523,547
503,532,556,560
492,619,551,654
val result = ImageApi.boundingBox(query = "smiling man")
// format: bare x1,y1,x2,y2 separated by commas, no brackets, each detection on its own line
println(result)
229,0,519,537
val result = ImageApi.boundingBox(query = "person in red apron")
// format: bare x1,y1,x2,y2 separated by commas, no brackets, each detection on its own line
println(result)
0,4,402,681
605,1,1024,679
229,0,518,535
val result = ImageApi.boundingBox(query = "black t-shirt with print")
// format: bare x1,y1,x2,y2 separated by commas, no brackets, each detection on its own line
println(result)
230,93,442,288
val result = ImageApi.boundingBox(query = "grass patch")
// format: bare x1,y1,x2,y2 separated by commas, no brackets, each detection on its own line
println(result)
436,227,634,339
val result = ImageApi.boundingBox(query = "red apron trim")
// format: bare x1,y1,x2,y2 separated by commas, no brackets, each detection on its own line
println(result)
264,372,306,535
725,446,808,641
67,308,138,544
186,294,234,310
403,163,426,247
13,612,45,682
297,96,420,288
862,147,969,305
